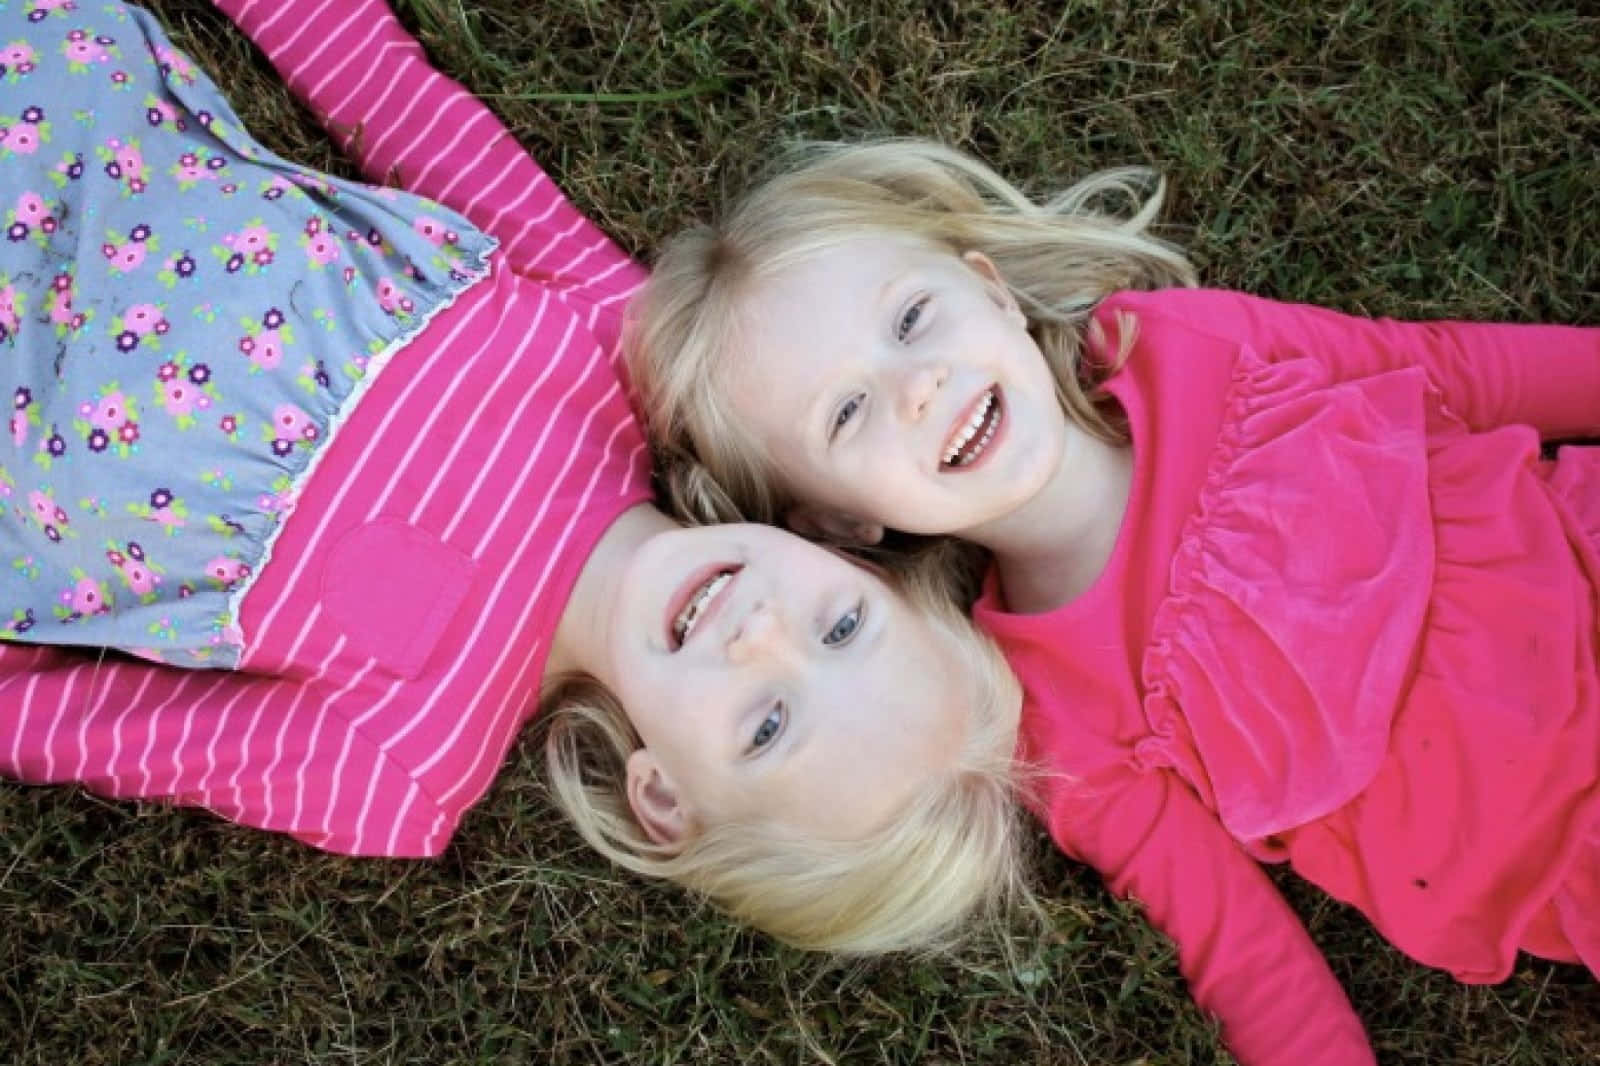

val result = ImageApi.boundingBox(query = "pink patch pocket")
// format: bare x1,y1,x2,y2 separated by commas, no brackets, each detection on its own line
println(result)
321,518,474,679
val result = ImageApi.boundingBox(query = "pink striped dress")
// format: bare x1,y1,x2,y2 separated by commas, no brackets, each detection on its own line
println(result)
0,0,653,856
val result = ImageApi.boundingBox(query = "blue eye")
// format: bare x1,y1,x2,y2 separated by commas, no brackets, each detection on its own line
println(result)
896,296,928,342
823,601,864,646
751,705,783,750
829,394,863,439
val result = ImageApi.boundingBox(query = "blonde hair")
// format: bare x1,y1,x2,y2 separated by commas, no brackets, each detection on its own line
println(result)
539,477,1031,955
626,137,1197,530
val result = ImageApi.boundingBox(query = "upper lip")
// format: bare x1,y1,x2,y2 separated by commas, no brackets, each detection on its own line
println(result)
665,563,741,650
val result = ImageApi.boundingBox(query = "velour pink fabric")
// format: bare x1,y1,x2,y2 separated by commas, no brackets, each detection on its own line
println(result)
977,287,1599,1066
0,0,653,856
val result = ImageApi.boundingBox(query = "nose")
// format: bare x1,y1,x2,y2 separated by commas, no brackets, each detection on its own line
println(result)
896,361,948,422
726,599,799,667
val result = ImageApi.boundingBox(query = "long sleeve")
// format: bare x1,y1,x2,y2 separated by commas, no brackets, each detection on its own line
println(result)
1125,288,1600,440
0,642,444,856
206,0,646,350
1053,772,1376,1066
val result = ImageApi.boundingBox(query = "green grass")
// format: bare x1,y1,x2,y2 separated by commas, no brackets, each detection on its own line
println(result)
4,0,1598,1062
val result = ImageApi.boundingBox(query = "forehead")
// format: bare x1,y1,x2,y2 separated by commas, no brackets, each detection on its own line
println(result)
752,233,944,307
727,237,942,412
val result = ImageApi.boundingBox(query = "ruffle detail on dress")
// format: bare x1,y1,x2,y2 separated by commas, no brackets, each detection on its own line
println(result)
1136,344,1439,840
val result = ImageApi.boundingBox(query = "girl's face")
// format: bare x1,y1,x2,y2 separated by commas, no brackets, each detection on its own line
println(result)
604,521,980,844
726,235,1076,542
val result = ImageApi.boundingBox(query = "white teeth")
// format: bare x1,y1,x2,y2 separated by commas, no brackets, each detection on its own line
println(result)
943,390,997,466
674,571,732,646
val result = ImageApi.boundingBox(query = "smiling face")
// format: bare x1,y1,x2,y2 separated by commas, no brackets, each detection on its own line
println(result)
725,235,1075,542
603,521,978,845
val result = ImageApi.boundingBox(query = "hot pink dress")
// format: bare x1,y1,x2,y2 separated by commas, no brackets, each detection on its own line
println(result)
976,287,1600,1066
0,0,652,856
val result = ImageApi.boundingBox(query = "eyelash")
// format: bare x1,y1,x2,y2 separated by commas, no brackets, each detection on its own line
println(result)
896,295,929,342
823,600,865,647
829,394,863,440
750,704,783,752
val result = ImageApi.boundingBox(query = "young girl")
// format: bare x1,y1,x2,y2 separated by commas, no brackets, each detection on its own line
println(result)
0,2,1031,956
627,138,1600,1063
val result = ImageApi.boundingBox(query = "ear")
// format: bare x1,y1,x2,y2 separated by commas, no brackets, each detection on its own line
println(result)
625,749,695,847
785,502,885,547
961,250,1025,325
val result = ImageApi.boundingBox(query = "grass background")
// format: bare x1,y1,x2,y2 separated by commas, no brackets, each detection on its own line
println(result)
3,0,1598,1062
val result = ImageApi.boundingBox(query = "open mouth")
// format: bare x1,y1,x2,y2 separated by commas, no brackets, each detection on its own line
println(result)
941,386,1003,469
668,565,740,649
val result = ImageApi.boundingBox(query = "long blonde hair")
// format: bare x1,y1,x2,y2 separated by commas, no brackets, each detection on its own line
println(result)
540,464,1032,955
626,137,1196,530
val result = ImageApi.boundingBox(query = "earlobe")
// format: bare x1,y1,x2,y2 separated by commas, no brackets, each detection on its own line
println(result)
625,749,694,847
785,503,886,547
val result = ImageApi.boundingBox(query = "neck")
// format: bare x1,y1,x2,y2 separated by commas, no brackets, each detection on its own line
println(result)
549,503,676,681
979,435,1133,615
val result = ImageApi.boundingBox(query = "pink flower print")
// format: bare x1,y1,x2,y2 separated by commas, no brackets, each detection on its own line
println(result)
45,275,79,332
15,191,45,223
2,123,40,155
205,556,251,588
0,283,21,338
63,37,109,68
103,238,146,272
375,277,404,313
170,150,212,186
158,378,195,417
100,138,146,192
108,543,161,599
272,403,311,441
27,488,67,540
153,44,197,85
235,223,271,254
89,391,127,431
9,409,26,448
304,231,340,266
144,97,179,128
69,575,107,616
241,328,285,371
413,216,448,246
121,304,163,336
0,43,36,68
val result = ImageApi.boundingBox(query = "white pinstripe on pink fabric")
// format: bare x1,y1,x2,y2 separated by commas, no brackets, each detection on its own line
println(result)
74,667,154,782
140,675,225,796
407,299,554,528
431,413,640,811
303,20,389,104
1,0,651,858
257,633,346,830
410,375,621,780
485,182,558,258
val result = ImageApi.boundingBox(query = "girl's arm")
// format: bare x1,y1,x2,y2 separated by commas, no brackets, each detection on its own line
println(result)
206,0,645,349
1127,288,1600,440
0,644,436,857
1056,772,1376,1066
